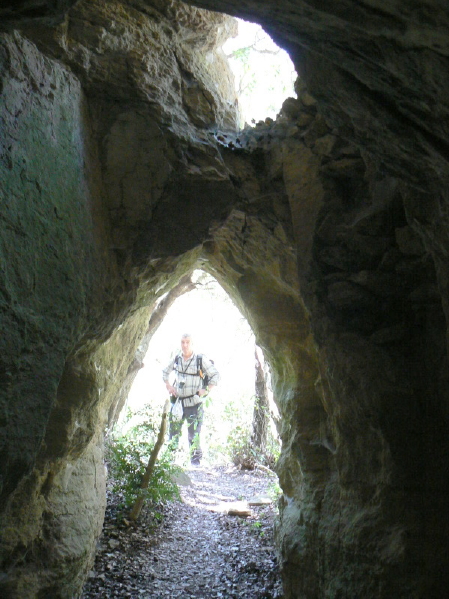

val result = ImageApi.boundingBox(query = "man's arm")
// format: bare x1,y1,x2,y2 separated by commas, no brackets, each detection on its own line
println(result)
162,357,177,397
198,355,219,397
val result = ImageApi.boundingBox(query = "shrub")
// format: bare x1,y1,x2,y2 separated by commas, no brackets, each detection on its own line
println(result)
226,423,281,470
226,425,256,469
106,406,181,517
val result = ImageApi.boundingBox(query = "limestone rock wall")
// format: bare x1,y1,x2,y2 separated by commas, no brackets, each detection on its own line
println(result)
0,30,109,507
187,2,449,594
0,1,449,598
0,2,243,596
206,87,448,597
0,31,112,596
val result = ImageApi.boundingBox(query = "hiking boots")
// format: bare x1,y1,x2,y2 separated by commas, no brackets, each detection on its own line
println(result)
191,448,202,466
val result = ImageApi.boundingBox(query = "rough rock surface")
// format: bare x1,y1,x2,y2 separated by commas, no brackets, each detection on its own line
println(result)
1,1,449,598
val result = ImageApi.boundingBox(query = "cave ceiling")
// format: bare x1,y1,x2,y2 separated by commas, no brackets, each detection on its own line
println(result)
1,1,449,598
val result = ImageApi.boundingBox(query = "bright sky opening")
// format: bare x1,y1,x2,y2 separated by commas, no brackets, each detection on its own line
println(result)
125,271,279,464
127,271,256,417
222,18,297,128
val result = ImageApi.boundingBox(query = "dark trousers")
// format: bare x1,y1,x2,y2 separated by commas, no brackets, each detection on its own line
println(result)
169,402,204,464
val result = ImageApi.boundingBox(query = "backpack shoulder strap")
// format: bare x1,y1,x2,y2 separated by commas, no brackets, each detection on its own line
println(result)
196,354,203,377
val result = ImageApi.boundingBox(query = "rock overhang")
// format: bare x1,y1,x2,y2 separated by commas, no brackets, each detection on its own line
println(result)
1,1,449,598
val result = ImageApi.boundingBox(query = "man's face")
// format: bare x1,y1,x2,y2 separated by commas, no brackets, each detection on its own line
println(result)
181,336,193,357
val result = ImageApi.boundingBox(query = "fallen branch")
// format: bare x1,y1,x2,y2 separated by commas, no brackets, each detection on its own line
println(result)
255,463,277,476
129,399,170,521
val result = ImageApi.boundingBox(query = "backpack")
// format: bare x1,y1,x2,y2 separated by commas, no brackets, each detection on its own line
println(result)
174,353,214,389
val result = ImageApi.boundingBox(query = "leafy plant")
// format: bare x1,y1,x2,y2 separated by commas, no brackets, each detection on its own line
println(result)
251,520,263,534
226,421,281,470
106,406,181,518
264,427,282,470
226,425,254,469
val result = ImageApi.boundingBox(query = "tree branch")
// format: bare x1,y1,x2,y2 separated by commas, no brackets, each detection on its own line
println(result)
129,399,170,521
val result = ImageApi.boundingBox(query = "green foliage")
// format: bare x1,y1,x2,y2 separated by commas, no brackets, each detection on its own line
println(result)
202,394,252,464
202,395,213,410
106,406,181,517
265,427,282,469
229,46,251,61
226,424,252,468
226,421,280,471
201,388,281,469
223,25,297,126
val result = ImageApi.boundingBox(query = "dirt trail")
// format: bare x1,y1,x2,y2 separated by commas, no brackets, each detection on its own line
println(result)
83,465,283,598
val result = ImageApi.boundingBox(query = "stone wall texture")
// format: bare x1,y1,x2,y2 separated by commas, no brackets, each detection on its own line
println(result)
1,1,448,597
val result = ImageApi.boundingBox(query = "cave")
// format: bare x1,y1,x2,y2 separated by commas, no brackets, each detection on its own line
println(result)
1,1,448,597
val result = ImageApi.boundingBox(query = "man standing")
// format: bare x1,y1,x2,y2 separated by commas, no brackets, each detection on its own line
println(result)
163,333,219,466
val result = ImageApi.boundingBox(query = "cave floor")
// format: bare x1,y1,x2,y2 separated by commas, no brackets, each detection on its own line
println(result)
82,464,283,598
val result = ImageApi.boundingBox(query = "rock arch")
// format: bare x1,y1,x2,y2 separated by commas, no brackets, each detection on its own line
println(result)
1,1,448,597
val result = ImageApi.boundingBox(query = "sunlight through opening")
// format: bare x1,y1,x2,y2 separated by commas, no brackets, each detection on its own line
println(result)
222,18,297,128
125,270,280,468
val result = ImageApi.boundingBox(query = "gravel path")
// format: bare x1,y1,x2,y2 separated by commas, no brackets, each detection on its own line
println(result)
83,465,284,598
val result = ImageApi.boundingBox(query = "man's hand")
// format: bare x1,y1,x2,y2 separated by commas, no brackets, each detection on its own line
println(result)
198,385,214,398
165,382,177,396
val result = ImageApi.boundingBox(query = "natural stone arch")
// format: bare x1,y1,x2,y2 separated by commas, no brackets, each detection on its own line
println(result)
1,1,449,598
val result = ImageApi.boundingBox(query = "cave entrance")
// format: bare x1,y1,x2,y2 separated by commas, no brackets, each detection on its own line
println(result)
222,17,297,128
85,271,284,595
124,269,281,469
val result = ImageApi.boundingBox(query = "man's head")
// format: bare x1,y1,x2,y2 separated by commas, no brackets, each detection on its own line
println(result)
181,333,193,358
